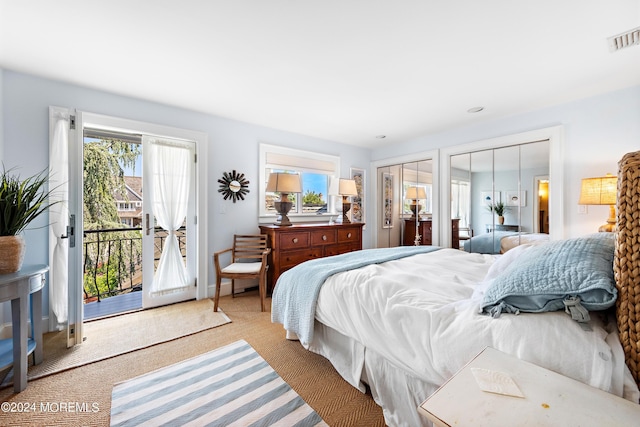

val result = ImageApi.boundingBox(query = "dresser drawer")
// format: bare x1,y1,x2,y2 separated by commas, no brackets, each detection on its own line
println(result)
280,247,323,268
310,229,337,245
278,231,310,250
325,243,359,257
337,227,360,243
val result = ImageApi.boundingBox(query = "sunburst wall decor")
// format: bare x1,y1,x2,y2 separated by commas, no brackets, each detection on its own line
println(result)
218,170,250,202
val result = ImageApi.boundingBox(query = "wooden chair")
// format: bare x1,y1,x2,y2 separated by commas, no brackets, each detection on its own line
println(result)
213,234,271,312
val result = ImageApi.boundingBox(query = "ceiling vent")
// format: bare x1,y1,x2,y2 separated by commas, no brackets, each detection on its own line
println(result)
608,26,640,52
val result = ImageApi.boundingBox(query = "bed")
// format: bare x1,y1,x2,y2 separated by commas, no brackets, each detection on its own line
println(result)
463,230,550,254
271,151,640,427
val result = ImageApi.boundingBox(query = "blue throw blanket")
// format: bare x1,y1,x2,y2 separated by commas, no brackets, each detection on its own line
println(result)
271,246,441,345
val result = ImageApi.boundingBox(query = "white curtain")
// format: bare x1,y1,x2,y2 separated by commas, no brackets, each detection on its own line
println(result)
49,112,70,325
147,138,193,295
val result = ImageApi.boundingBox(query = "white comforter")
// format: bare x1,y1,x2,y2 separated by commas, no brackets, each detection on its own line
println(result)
314,248,639,401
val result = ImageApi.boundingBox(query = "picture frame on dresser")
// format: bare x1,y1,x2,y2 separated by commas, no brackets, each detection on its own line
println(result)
350,167,365,227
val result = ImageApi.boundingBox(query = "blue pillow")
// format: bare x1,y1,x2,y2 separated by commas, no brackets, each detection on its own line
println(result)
481,233,617,318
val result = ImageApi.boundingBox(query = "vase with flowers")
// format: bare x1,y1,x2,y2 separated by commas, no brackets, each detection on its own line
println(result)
486,201,509,225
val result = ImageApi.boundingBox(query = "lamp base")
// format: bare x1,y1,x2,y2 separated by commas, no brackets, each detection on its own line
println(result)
599,206,617,232
274,201,293,226
342,202,352,224
410,202,422,219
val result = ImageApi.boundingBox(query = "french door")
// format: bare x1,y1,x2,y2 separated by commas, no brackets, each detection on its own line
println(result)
141,135,197,309
50,108,208,346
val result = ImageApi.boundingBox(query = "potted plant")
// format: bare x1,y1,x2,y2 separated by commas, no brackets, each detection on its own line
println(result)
487,201,509,224
0,167,60,274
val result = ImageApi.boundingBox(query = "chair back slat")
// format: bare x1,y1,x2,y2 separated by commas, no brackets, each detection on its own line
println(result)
233,235,268,261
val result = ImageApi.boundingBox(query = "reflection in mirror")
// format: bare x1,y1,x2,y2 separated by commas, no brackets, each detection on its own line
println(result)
451,153,471,249
229,180,241,192
402,160,433,246
377,159,433,248
451,140,550,254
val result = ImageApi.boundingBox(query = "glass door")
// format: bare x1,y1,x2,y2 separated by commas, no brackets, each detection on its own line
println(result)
141,136,197,309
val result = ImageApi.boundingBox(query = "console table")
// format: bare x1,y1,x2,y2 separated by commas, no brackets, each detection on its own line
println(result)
259,222,364,293
0,264,47,392
485,223,520,233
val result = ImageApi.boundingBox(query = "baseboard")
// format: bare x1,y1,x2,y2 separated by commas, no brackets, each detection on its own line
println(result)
208,279,255,299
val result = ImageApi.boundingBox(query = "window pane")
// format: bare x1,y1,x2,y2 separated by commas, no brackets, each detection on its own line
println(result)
302,173,328,213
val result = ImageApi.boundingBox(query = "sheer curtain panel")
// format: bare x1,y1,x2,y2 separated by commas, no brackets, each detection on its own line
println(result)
48,111,69,326
146,137,193,295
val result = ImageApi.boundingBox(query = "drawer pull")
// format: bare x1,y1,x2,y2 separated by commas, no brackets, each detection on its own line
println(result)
347,232,352,238
322,235,327,241
292,238,298,244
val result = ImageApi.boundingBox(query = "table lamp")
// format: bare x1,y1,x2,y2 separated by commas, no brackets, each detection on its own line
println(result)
406,186,427,219
578,173,617,232
266,172,302,226
337,178,358,224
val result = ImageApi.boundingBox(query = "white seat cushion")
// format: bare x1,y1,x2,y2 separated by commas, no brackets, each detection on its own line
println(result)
222,262,262,274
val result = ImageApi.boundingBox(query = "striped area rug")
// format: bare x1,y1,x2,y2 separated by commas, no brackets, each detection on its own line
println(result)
110,340,327,426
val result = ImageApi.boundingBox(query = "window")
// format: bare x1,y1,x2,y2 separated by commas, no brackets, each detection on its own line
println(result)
451,179,470,228
259,144,340,220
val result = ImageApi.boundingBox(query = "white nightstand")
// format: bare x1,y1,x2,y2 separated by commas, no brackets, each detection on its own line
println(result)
418,346,640,427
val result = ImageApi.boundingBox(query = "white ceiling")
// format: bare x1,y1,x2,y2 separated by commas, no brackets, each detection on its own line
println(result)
1,1,639,148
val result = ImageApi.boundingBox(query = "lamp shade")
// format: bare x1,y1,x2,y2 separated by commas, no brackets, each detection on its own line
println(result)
338,178,358,196
266,172,302,193
578,174,617,205
406,186,427,200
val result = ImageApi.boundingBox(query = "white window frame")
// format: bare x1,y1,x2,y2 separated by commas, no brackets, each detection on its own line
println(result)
259,143,340,223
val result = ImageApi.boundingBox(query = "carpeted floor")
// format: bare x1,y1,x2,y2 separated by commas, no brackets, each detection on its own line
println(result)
0,291,385,426
1,298,230,386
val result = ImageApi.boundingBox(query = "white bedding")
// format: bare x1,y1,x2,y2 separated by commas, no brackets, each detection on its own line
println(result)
309,248,639,425
500,232,549,252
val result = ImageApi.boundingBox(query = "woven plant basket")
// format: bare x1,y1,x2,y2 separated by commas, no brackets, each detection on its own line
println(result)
614,150,640,389
0,235,26,274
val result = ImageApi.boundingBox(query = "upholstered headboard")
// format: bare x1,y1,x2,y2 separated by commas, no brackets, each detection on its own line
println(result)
614,150,640,388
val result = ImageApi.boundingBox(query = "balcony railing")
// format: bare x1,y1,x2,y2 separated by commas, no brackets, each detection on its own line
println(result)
83,226,186,303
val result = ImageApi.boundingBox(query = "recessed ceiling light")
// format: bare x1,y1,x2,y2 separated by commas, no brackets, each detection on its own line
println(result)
467,106,484,113
375,135,386,139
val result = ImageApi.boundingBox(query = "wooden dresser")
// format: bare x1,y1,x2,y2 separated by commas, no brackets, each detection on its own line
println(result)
259,222,364,293
403,218,460,248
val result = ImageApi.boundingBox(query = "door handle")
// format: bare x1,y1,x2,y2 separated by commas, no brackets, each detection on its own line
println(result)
146,214,153,236
61,214,76,248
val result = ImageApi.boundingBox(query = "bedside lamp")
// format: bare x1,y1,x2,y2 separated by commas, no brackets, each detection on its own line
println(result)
578,173,618,232
406,186,427,219
266,172,302,226
336,178,358,224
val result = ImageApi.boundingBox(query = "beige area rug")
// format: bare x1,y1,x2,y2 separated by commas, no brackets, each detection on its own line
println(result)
2,298,230,387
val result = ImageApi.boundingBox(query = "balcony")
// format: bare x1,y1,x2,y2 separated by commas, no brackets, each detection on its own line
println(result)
83,226,186,320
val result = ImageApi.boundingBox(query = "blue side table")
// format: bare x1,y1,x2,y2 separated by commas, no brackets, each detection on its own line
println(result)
0,264,48,392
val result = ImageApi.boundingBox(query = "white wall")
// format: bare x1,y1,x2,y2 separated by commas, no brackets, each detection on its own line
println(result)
372,85,640,238
0,69,371,322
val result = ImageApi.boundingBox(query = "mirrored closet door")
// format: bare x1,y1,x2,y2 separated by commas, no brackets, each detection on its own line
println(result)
449,140,550,253
377,159,434,248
